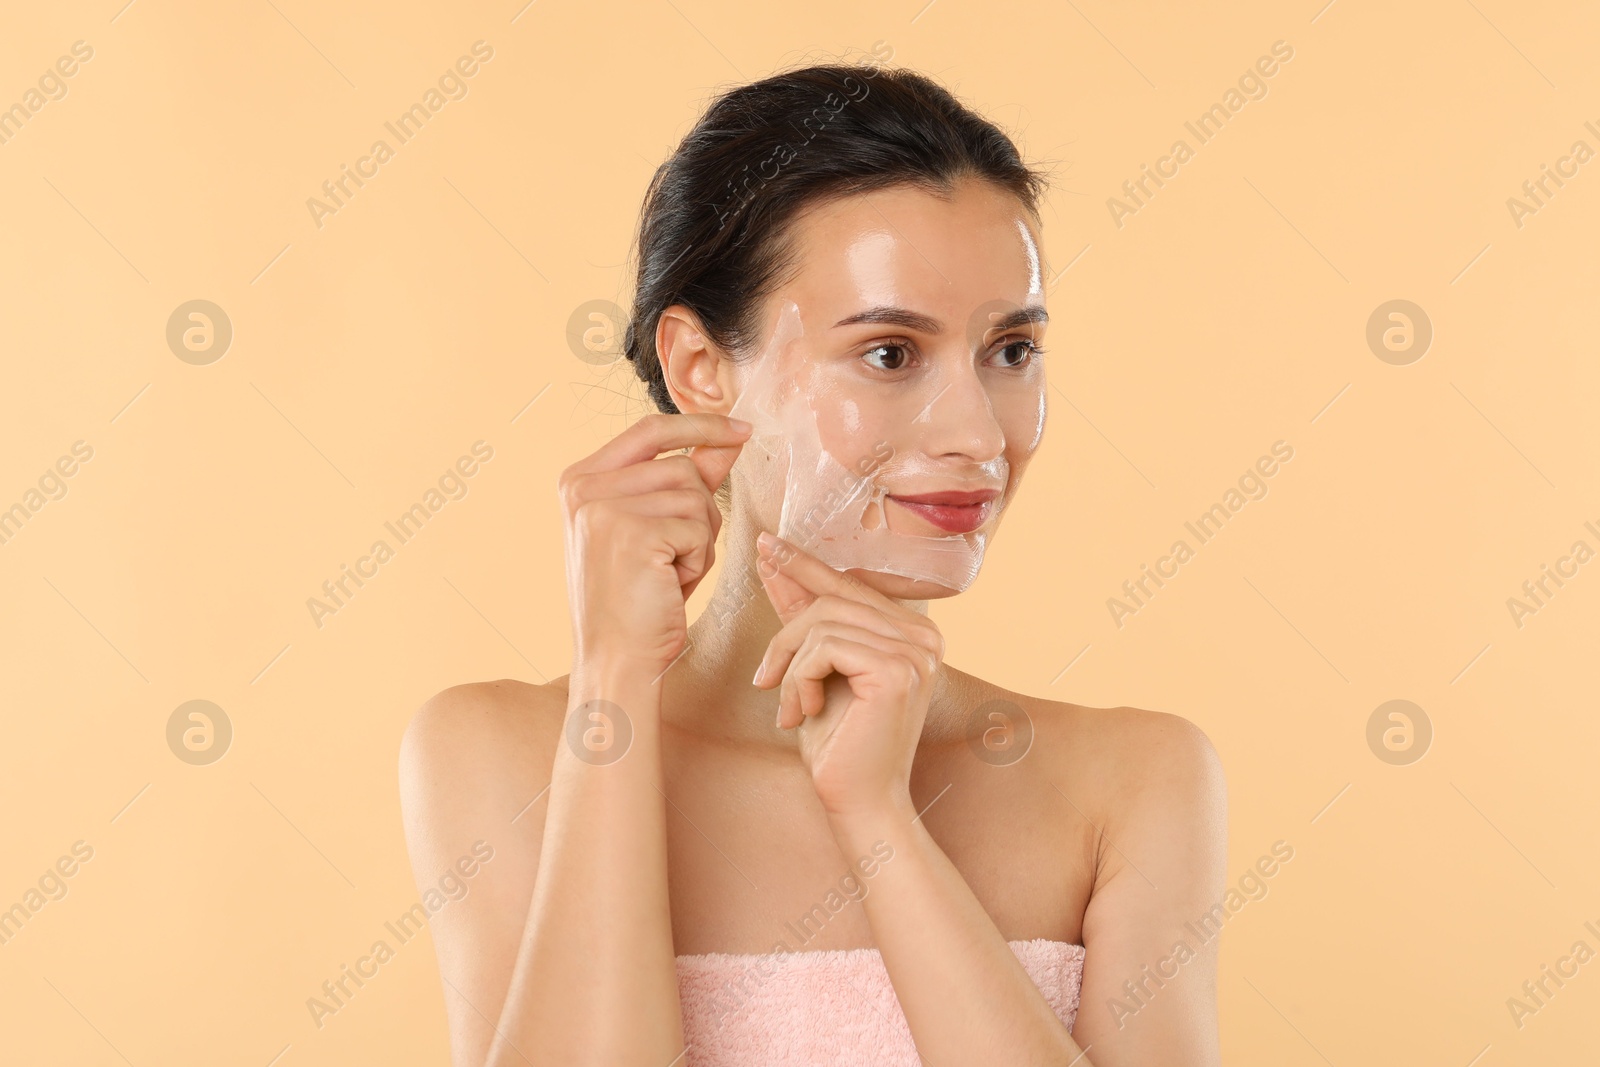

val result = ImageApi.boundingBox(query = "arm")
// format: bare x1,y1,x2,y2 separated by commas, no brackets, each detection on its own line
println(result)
750,537,1227,1062
399,665,685,1067
397,412,747,1065
487,659,684,1066
832,711,1226,1066
745,536,1087,1062
398,681,552,1066
1060,711,1228,1064
828,799,1094,1064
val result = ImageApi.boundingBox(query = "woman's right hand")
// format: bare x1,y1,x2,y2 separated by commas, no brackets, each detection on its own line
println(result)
559,412,752,674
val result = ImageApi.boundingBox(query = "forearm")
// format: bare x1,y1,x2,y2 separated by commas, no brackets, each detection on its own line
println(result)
488,658,683,1067
830,799,1090,1067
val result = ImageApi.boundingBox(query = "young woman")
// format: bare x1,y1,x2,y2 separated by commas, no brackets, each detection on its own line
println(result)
400,63,1226,1067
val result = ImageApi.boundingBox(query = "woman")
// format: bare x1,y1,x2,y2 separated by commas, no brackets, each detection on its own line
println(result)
400,62,1226,1067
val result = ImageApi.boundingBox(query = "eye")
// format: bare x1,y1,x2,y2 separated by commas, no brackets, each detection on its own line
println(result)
990,337,1047,369
861,341,915,372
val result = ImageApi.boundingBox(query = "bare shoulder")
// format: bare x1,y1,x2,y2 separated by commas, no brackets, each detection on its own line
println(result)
396,679,572,1062
402,678,566,787
1032,696,1227,910
399,677,570,857
1001,691,1228,948
402,677,567,772
1019,692,1221,789
986,685,1226,839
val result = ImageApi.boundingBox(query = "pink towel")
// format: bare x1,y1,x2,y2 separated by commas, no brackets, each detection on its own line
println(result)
676,938,1085,1065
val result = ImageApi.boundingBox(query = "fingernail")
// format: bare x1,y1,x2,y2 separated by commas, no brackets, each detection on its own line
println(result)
751,661,765,685
756,530,777,555
729,417,753,433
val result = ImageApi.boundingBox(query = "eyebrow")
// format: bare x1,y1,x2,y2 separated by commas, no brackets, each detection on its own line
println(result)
832,304,1049,334
833,306,943,333
989,306,1050,331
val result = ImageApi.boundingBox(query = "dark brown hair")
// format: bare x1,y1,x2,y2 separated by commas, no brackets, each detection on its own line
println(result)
622,63,1047,413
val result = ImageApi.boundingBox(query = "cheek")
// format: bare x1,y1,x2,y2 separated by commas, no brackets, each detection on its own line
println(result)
811,389,891,472
809,374,1047,470
731,419,793,529
996,383,1047,488
804,357,972,476
728,355,820,525
1007,384,1047,457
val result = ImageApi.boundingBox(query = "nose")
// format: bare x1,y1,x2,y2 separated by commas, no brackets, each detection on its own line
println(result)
911,360,1006,463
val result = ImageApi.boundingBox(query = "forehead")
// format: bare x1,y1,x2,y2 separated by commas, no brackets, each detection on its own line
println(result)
778,179,1043,318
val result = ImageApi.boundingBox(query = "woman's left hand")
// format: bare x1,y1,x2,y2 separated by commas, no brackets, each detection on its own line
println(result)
751,531,945,822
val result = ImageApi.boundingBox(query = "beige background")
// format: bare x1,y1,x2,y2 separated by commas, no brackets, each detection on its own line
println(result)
2,0,1597,1063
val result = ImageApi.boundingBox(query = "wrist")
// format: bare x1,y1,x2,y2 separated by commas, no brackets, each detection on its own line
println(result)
570,650,662,693
824,790,920,855
566,654,665,738
573,632,684,681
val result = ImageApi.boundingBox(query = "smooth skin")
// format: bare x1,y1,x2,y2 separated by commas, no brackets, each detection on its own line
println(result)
400,179,1227,1066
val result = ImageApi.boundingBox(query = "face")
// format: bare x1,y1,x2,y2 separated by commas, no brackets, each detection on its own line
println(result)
690,178,1049,599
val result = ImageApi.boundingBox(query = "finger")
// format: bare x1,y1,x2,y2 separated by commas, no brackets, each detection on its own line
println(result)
757,541,943,665
649,515,715,590
572,452,714,500
594,487,718,537
681,540,716,600
684,440,744,496
568,412,751,479
572,457,723,542
755,552,816,625
776,627,912,729
587,492,716,586
782,626,909,729
758,533,898,613
753,596,909,690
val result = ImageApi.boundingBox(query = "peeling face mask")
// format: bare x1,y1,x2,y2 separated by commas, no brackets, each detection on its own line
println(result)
727,300,1012,593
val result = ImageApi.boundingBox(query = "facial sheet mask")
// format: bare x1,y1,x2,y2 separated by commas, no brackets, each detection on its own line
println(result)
727,300,1006,592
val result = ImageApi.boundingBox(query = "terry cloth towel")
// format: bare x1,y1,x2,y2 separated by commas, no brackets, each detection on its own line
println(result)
675,938,1085,1066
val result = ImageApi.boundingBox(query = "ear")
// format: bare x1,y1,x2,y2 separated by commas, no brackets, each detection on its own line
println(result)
656,305,735,416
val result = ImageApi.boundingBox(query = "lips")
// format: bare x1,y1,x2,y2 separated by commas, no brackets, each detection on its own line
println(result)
886,489,1001,534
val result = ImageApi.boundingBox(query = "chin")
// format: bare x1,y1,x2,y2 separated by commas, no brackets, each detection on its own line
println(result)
841,567,970,600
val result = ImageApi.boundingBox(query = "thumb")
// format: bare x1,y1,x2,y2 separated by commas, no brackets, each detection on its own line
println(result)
757,546,814,623
686,441,743,492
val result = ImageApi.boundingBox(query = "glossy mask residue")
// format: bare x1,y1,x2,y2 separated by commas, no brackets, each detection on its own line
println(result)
728,300,1002,592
